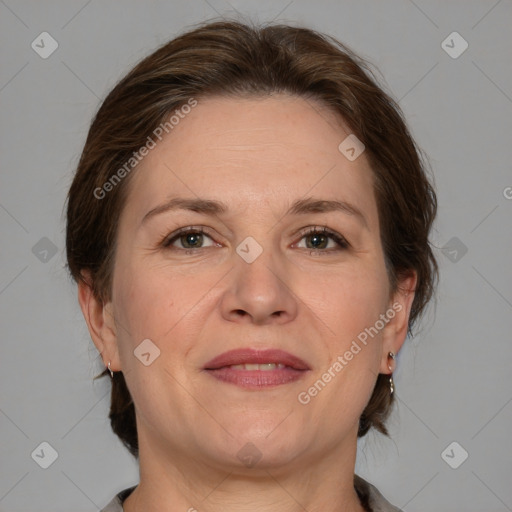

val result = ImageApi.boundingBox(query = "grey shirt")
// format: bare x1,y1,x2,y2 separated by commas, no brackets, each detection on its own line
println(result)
100,474,403,512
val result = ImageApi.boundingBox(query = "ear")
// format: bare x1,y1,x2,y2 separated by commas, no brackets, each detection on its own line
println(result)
77,270,121,372
379,271,417,374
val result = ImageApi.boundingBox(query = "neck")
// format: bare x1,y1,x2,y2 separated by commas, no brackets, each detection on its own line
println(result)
123,427,365,512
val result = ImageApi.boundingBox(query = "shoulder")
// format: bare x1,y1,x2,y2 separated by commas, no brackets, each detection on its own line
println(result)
99,495,122,512
100,486,136,512
354,474,403,512
101,479,401,512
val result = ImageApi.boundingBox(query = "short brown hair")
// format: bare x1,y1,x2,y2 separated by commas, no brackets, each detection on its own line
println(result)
65,20,438,458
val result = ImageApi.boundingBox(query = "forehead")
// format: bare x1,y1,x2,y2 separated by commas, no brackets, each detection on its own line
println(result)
125,94,377,223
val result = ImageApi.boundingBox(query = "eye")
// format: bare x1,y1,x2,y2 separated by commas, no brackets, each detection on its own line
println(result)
160,225,349,254
295,226,349,253
161,227,216,250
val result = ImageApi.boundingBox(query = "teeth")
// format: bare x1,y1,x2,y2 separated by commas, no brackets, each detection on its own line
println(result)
228,363,286,371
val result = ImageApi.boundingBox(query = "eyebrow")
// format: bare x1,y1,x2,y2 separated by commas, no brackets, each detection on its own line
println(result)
141,196,368,228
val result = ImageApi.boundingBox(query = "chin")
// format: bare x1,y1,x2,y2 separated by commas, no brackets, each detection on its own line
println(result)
227,422,305,468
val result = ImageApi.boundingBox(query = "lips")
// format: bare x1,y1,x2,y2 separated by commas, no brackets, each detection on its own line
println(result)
203,348,310,389
203,348,310,371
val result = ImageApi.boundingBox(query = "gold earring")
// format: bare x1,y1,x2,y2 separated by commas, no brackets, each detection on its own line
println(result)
388,352,395,395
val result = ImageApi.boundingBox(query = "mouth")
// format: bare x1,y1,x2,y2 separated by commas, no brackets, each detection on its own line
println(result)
203,348,310,389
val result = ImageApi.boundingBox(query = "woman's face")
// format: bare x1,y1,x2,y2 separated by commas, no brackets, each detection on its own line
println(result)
93,94,413,471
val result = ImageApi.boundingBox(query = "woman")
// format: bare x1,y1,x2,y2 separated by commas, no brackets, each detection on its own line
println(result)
65,20,437,512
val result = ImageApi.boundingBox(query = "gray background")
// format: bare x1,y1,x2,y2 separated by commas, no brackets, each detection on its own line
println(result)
1,0,511,510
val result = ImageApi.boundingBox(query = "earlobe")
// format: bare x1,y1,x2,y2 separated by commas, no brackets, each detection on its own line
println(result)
77,270,120,371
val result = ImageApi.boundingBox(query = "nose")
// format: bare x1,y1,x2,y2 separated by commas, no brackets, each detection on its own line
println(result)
219,246,298,325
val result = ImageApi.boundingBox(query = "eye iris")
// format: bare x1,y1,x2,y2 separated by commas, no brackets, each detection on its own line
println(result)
181,232,203,248
307,233,328,249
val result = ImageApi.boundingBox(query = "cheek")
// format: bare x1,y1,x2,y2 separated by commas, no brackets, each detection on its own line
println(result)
114,269,175,344
304,262,390,338
299,262,389,411
303,268,387,416
112,258,221,353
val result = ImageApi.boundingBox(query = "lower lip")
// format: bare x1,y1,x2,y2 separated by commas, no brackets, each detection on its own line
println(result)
204,367,308,389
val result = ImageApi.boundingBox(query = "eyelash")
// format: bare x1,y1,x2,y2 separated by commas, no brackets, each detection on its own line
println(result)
160,225,350,255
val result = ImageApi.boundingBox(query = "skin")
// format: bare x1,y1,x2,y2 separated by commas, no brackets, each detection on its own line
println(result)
79,94,416,512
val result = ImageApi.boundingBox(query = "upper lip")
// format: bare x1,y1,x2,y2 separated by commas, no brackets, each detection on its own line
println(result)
203,348,310,371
